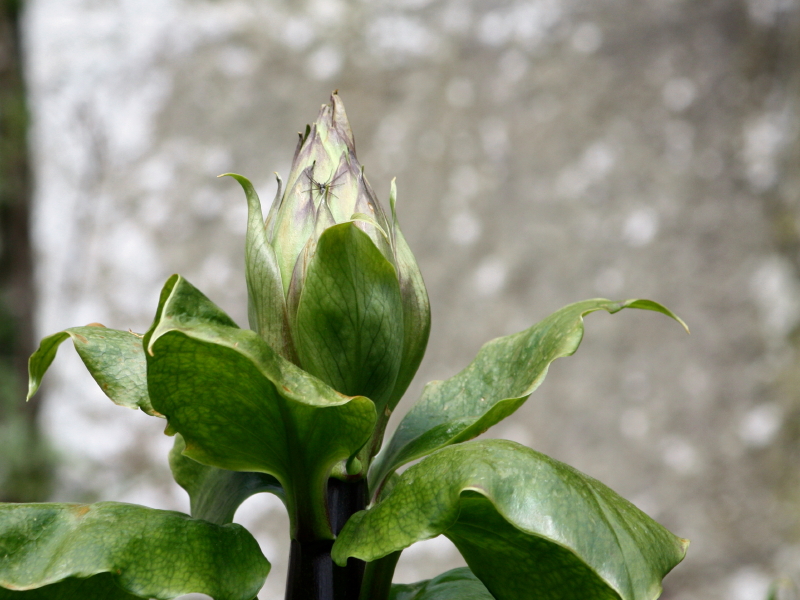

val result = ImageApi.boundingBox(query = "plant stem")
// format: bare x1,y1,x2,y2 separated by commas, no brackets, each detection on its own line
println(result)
284,478,366,600
357,551,401,600
285,538,336,600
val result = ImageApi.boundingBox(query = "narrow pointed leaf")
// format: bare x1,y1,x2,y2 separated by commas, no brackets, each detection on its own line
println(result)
371,298,687,488
390,568,494,600
335,440,688,600
386,179,431,411
169,434,283,525
27,326,155,416
0,502,269,600
294,221,404,412
146,275,376,539
222,173,294,361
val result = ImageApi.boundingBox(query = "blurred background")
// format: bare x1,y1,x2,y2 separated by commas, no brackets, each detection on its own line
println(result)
1,0,799,598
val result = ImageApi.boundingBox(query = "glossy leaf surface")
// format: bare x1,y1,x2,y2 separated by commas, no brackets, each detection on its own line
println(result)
146,275,375,539
169,434,283,525
0,502,269,600
294,221,404,411
389,568,494,600
371,298,687,487
27,326,155,415
336,440,688,600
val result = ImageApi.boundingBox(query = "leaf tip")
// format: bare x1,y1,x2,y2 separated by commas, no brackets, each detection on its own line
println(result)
618,299,690,334
218,172,251,186
26,367,40,402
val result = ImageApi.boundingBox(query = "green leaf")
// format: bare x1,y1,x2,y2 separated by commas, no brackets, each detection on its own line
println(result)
0,573,140,600
335,440,688,600
169,434,283,525
0,502,269,600
294,221,404,412
371,298,687,489
27,326,156,416
146,275,376,539
390,568,494,600
386,179,431,411
222,173,296,362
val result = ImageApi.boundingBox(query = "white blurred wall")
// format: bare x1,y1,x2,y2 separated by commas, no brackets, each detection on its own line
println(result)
22,0,800,598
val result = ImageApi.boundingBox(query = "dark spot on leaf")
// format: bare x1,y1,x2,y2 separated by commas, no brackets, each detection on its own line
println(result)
74,334,88,344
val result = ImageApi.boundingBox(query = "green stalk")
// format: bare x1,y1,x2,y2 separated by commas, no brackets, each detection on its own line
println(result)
358,551,401,600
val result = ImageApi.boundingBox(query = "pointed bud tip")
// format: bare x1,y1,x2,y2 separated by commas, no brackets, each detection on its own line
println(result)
320,92,356,154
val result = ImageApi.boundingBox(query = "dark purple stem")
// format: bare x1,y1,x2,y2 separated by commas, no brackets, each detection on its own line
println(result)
284,478,367,600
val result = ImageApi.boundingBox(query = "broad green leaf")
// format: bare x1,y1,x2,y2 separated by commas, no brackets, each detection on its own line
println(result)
0,502,269,600
222,173,295,362
27,326,156,416
294,221,404,412
335,440,688,600
390,568,494,600
386,179,431,411
169,434,283,525
146,275,376,539
371,298,687,488
0,573,139,600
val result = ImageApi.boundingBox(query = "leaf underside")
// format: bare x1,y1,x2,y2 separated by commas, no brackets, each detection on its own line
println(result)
169,434,283,525
336,440,688,600
0,574,139,600
389,567,494,600
0,502,269,600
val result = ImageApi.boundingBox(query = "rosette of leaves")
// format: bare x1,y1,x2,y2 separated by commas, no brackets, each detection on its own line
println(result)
9,93,688,600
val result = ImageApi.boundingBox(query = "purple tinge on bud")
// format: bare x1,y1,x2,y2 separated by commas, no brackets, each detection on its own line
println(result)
259,92,429,410
271,92,395,295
